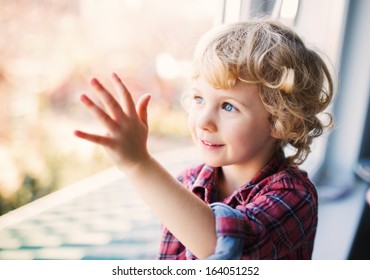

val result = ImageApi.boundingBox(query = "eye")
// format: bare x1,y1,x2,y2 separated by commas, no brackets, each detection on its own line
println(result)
222,102,236,112
193,95,204,105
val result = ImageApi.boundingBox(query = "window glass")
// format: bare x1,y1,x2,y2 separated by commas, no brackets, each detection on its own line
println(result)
0,0,221,214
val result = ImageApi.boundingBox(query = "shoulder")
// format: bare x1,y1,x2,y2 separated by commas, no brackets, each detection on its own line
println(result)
259,166,317,200
270,167,312,186
257,150,315,193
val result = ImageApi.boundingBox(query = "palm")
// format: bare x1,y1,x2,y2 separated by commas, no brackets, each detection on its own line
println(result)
74,73,152,172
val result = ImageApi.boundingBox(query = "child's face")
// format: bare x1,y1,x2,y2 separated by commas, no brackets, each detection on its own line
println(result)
188,75,277,169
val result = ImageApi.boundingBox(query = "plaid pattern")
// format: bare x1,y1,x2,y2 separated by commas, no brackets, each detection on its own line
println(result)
159,151,318,259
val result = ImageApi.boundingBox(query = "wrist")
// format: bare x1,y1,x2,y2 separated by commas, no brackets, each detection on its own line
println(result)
120,152,154,178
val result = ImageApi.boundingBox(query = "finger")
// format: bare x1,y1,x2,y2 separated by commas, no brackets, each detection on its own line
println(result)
136,94,151,127
111,73,136,116
91,78,124,121
80,94,118,132
74,130,114,147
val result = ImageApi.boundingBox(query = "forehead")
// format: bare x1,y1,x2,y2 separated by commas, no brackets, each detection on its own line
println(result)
192,75,260,101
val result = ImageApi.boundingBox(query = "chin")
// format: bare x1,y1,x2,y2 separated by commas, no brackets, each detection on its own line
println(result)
200,156,224,168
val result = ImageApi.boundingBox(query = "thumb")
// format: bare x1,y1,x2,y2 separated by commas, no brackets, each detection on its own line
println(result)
136,93,151,127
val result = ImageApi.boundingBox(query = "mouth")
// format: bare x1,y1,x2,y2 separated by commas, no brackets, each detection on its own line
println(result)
200,140,224,149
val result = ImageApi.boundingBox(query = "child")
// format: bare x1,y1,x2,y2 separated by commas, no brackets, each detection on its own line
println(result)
74,19,334,259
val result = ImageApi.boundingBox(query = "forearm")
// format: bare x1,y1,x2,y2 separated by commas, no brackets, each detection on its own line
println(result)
125,156,217,259
74,74,216,258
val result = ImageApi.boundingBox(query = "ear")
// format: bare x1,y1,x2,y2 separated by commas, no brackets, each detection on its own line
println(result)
270,127,282,140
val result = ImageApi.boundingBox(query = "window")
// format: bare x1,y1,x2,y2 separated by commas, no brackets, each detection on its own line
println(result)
0,0,221,214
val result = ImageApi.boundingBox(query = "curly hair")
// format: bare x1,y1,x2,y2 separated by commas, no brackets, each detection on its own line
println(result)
191,19,334,166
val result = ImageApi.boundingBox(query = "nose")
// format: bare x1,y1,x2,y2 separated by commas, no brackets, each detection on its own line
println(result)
196,107,217,132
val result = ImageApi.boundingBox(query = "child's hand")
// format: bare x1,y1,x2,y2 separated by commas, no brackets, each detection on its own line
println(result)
75,74,216,258
74,73,152,172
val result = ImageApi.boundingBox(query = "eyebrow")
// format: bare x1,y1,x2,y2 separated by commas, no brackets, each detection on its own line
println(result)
191,87,250,108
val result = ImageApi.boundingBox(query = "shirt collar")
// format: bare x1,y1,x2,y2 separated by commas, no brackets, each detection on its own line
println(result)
191,165,219,203
247,149,287,186
190,150,287,203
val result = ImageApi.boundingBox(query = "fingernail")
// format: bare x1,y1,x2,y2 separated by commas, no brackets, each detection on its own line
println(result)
80,94,87,101
80,94,91,104
90,78,99,85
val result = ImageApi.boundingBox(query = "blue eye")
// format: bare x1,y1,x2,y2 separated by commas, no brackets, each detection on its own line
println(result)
222,102,236,112
194,96,204,105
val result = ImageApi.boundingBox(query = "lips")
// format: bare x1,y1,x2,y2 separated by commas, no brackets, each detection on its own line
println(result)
200,139,224,149
201,140,222,146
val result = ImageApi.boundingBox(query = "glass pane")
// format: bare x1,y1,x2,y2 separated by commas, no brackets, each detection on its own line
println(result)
0,0,221,214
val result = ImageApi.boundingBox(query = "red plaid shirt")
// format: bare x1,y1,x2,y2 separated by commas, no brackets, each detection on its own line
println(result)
159,151,318,259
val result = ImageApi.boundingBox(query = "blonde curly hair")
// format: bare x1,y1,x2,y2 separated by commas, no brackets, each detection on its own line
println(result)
191,19,334,166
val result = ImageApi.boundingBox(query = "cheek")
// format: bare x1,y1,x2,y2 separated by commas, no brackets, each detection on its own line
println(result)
187,112,197,139
187,112,195,131
226,118,271,147
226,127,250,147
